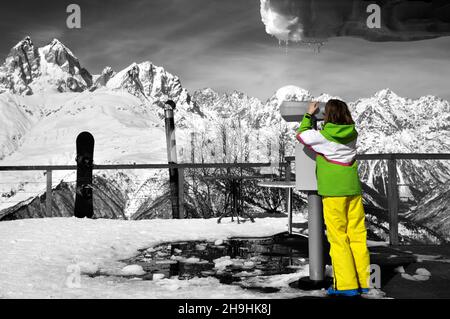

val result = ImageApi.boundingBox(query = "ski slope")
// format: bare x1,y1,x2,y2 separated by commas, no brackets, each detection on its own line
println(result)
0,89,177,216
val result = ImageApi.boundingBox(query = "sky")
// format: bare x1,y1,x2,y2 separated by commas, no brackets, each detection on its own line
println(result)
0,0,449,102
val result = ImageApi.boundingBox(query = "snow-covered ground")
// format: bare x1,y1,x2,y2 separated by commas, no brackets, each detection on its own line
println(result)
0,215,337,299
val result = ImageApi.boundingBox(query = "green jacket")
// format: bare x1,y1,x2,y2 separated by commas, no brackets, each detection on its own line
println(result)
295,113,362,196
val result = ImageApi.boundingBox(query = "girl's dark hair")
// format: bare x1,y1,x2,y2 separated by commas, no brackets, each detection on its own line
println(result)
324,99,354,125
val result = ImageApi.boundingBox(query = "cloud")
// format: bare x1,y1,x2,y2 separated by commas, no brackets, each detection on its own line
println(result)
260,0,304,42
259,0,450,43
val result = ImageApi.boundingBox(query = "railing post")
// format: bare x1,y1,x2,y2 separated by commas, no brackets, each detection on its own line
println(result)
46,169,52,216
287,187,293,235
285,160,292,213
164,100,180,219
190,132,196,163
387,158,399,245
178,167,184,219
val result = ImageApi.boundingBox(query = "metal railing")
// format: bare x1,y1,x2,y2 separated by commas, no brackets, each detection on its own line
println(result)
1,153,449,245
0,162,288,222
285,153,450,245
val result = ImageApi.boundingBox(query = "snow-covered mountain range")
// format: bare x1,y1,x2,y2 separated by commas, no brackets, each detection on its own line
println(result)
0,37,92,95
0,36,448,243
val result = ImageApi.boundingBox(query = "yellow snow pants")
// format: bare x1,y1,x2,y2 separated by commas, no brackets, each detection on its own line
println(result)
322,195,370,290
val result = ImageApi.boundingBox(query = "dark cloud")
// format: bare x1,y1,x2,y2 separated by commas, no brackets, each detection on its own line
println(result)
260,0,450,43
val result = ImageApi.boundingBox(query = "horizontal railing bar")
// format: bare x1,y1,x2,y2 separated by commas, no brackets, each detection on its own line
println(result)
202,175,275,180
95,163,288,170
0,153,448,171
0,165,77,171
0,162,286,171
285,153,450,162
357,153,450,160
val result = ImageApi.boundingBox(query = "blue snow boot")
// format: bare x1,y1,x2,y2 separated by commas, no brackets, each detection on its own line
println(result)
359,288,370,294
327,287,360,297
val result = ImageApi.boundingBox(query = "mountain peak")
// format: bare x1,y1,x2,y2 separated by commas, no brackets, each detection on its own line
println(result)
105,60,193,114
374,88,399,99
42,38,77,60
195,87,219,96
11,36,34,52
203,87,218,93
229,89,250,98
315,93,342,102
0,36,93,94
50,38,63,45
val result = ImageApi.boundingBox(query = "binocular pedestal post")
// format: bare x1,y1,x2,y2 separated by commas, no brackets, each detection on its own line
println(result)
307,191,325,281
280,101,329,289
297,191,329,290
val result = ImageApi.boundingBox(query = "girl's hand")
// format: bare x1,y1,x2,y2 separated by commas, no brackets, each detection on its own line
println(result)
307,101,320,115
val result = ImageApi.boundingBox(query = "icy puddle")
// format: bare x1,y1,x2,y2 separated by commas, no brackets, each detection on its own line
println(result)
92,235,310,293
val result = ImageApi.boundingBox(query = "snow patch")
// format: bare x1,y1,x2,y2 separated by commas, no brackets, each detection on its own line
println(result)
0,217,297,298
275,85,312,107
121,265,145,276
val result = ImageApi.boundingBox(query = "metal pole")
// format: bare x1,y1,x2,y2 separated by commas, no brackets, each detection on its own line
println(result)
387,158,399,245
190,132,195,163
164,100,180,219
178,168,185,219
307,116,325,281
46,169,52,216
307,191,325,281
287,187,293,235
285,160,292,213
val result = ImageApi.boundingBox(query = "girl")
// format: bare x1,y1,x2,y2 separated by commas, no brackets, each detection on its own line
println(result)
296,99,370,297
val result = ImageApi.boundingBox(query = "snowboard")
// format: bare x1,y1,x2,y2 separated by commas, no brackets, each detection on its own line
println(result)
74,131,95,218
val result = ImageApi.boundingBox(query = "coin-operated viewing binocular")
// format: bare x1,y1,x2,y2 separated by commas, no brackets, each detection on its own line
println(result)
280,101,326,122
280,100,323,191
279,99,326,286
